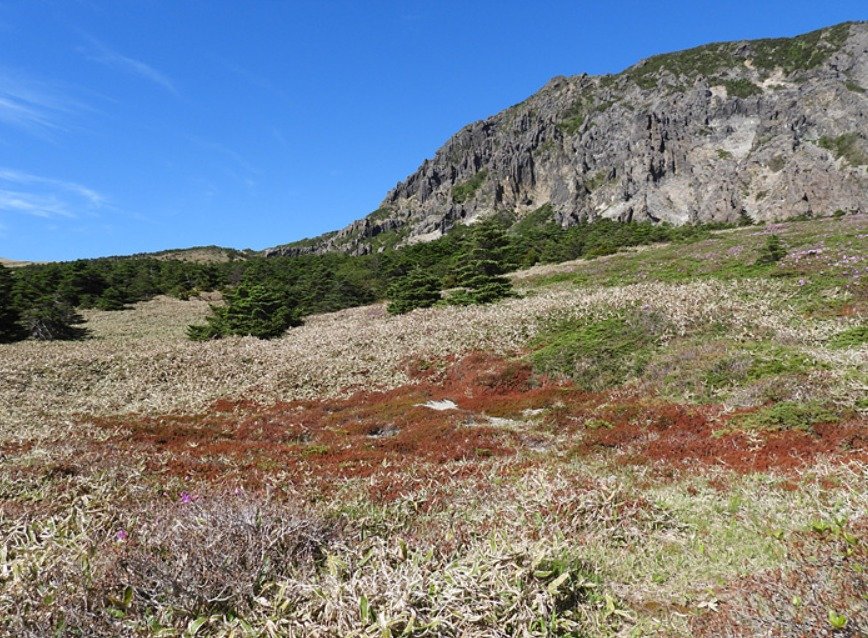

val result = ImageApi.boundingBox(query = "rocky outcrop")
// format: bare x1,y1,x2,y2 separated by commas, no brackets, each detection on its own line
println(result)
267,22,868,257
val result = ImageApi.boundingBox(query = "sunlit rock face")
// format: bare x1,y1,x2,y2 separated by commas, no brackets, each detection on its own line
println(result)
267,22,868,257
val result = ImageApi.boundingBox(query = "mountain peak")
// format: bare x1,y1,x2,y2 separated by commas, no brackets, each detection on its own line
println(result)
267,21,867,257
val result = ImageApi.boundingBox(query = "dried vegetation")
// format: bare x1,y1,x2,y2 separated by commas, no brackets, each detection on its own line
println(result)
0,216,866,636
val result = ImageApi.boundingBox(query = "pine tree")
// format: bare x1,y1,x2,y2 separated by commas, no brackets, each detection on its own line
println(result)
386,269,442,314
447,220,514,305
188,284,300,341
0,265,24,342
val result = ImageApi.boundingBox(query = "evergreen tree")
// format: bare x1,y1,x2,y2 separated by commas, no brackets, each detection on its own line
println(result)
0,265,24,342
188,284,300,341
94,286,129,311
756,234,787,265
386,269,442,315
447,220,514,305
22,297,89,341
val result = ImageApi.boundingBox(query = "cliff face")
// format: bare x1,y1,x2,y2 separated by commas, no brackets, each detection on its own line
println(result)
268,22,868,257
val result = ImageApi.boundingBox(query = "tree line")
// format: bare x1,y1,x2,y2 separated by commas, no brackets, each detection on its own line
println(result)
0,208,728,343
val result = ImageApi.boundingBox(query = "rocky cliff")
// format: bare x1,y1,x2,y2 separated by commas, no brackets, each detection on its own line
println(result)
268,21,868,257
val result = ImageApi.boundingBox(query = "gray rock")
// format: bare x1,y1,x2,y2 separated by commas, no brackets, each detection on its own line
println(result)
267,22,868,257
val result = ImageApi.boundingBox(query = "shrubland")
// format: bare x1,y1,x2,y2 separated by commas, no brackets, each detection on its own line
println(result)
0,214,865,636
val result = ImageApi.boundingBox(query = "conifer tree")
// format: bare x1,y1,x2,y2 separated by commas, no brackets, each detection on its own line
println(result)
95,286,129,311
755,234,787,265
447,220,514,305
386,269,442,314
22,297,88,341
0,265,24,342
188,284,300,341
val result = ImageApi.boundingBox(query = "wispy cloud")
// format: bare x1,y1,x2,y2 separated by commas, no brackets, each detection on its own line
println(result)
0,189,77,218
80,36,178,95
185,135,259,189
0,68,79,135
0,169,107,219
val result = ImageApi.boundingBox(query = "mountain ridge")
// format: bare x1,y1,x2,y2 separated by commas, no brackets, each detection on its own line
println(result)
267,20,868,257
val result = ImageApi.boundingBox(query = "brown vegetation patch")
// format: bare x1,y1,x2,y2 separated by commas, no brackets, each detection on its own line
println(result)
78,354,864,488
692,518,867,637
88,354,545,486
579,402,866,474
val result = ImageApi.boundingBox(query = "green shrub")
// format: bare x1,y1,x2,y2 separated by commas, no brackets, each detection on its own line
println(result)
732,401,838,433
722,79,762,98
767,155,786,172
698,343,816,394
188,284,300,341
817,133,868,166
530,312,665,390
751,23,851,74
452,170,488,204
745,344,815,380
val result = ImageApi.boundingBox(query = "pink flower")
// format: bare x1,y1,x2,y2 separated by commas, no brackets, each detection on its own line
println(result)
798,279,806,286
179,491,196,504
115,529,128,542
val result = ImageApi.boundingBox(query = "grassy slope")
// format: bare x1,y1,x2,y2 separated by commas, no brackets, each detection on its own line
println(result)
0,215,865,637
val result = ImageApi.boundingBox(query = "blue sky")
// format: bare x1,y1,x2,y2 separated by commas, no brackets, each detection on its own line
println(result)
0,1,864,261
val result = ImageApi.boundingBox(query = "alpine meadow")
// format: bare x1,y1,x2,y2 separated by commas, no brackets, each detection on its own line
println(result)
0,12,866,638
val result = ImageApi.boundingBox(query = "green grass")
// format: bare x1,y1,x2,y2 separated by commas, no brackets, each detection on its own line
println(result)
722,78,763,98
703,343,817,390
527,216,867,299
750,22,852,74
530,243,778,289
530,313,664,390
817,133,868,166
828,324,868,349
731,401,839,433
746,344,818,380
647,335,827,405
452,170,488,204
558,97,591,135
625,22,852,89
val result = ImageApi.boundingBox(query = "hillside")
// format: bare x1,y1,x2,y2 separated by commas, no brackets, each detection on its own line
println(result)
1,214,865,636
139,245,254,263
0,257,34,268
268,22,868,257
